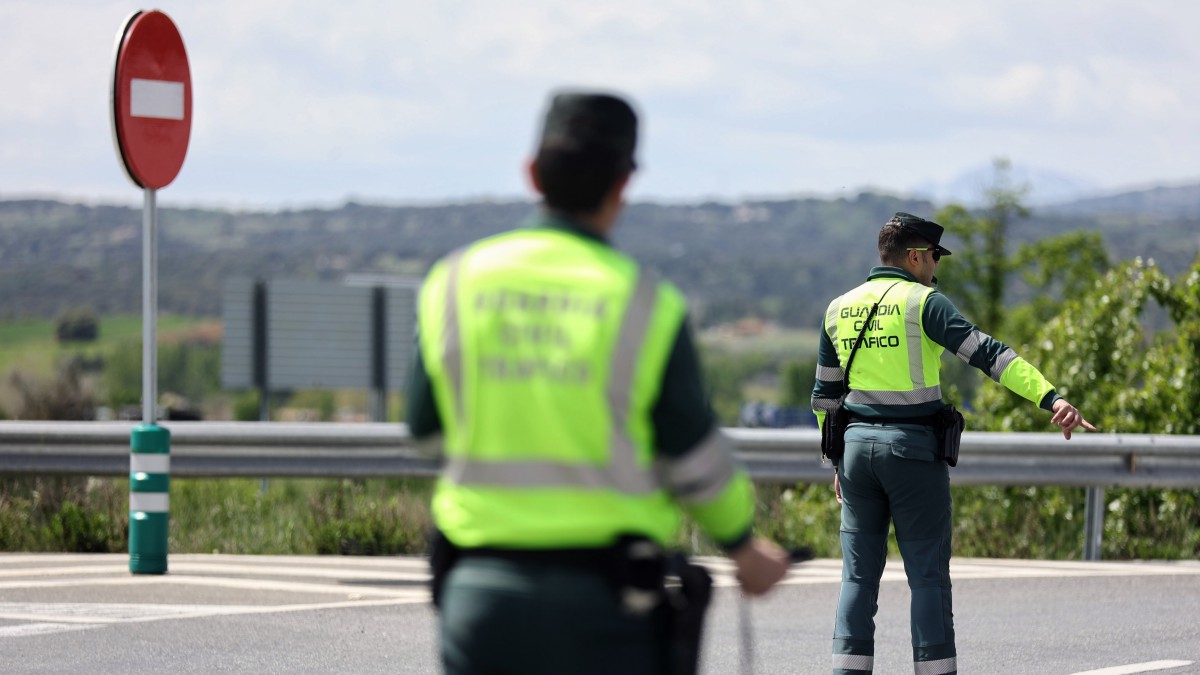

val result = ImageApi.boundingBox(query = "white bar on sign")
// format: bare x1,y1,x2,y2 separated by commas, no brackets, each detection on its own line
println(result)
130,492,169,513
130,454,170,474
130,78,185,120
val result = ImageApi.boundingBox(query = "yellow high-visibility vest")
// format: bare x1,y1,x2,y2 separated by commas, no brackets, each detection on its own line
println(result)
419,227,751,549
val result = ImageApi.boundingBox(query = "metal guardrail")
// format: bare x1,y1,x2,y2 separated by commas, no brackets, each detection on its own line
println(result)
2,421,1198,487
3,421,1198,561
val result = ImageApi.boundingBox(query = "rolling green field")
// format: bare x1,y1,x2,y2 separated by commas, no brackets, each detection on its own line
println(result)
0,314,214,380
698,324,821,361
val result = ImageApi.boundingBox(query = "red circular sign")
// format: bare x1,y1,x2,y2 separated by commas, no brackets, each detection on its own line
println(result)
111,10,192,190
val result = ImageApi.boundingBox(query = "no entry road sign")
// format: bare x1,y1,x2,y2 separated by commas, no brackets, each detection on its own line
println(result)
111,10,192,189
110,9,192,576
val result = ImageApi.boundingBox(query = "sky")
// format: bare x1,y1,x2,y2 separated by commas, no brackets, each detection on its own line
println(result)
2,1,1198,210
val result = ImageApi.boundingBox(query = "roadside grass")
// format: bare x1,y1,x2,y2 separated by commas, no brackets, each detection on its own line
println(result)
2,475,1196,561
0,476,434,556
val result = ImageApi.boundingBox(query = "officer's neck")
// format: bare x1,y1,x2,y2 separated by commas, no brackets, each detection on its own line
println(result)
547,193,623,240
574,210,616,238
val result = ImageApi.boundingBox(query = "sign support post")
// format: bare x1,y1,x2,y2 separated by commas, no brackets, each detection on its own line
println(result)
111,9,192,575
130,186,169,574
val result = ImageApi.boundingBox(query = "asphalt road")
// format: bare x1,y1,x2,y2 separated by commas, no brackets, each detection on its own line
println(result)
1,554,1198,674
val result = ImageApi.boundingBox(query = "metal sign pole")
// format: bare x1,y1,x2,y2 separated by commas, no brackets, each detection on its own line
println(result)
143,187,157,427
129,187,170,574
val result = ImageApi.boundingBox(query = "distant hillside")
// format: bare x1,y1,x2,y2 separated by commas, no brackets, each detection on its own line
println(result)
1,190,1197,329
1044,183,1200,220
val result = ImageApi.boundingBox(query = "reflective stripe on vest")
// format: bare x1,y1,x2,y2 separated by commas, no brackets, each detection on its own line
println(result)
903,282,928,388
658,428,736,504
441,247,468,431
954,327,1019,383
816,364,845,382
845,385,942,406
442,266,664,495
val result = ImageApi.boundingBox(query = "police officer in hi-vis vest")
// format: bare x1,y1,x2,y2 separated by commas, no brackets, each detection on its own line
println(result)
811,213,1095,675
408,91,792,675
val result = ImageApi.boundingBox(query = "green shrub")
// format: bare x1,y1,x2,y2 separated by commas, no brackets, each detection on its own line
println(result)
48,502,124,553
309,479,431,555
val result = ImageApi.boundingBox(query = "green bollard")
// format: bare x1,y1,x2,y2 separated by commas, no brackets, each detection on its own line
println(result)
130,424,170,574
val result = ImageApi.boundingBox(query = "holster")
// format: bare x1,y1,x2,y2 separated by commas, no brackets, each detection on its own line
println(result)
428,529,460,609
821,404,850,466
936,405,965,467
659,554,714,675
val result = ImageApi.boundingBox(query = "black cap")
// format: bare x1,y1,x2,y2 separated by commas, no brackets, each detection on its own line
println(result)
537,92,638,167
891,212,952,256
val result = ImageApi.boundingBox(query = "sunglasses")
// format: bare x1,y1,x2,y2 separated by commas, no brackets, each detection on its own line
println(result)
906,247,942,262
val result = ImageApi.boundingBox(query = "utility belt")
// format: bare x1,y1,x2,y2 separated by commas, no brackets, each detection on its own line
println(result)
429,530,713,675
825,405,964,467
848,412,940,427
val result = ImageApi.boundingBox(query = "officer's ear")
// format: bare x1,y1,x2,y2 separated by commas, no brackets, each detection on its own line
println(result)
526,158,544,196
610,169,632,201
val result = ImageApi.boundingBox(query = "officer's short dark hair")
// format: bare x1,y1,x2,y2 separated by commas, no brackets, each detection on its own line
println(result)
878,217,931,265
534,146,632,213
533,92,638,214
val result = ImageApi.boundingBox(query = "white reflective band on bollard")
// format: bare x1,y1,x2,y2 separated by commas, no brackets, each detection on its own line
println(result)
130,453,170,474
130,492,169,513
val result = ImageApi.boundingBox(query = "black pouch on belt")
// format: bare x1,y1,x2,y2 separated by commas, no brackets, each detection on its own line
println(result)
937,405,965,467
821,404,850,465
610,535,669,616
428,529,460,610
659,553,714,675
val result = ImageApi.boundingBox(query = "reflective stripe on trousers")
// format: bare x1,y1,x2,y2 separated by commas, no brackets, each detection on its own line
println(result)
914,656,957,674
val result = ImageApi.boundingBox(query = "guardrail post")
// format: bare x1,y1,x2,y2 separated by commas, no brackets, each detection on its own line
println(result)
1083,486,1105,561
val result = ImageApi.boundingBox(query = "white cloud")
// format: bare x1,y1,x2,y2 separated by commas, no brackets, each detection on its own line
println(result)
1,0,1199,206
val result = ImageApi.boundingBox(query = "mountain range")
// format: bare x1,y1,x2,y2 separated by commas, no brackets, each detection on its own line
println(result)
1,182,1197,329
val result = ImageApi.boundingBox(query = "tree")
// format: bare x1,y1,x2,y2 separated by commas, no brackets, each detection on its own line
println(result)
1005,231,1111,345
934,158,1030,335
971,256,1200,435
779,358,817,409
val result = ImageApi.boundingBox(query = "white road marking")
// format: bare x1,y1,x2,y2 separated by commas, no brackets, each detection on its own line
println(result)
0,596,428,639
0,574,429,600
0,622,99,638
0,602,252,624
1070,660,1194,675
695,557,1200,588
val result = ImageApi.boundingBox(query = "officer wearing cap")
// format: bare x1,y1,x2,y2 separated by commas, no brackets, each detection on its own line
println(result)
408,90,791,675
810,212,1095,675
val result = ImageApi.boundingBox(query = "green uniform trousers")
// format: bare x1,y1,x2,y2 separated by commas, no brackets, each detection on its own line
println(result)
440,556,664,675
833,423,957,675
